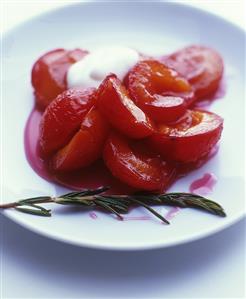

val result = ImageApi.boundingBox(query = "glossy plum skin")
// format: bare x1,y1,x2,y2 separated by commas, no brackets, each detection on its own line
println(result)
103,132,175,191
149,109,223,163
126,60,194,122
52,108,109,171
32,48,88,109
39,88,96,156
97,74,155,138
163,45,224,100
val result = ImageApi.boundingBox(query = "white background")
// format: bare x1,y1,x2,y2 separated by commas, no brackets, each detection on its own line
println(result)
1,1,245,298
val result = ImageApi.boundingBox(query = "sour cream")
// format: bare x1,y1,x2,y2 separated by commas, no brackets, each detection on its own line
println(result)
67,46,139,88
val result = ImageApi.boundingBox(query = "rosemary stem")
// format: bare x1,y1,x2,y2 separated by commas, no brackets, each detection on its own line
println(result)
0,202,19,209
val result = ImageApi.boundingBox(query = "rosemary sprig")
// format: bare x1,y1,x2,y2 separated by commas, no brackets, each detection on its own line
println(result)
0,187,226,223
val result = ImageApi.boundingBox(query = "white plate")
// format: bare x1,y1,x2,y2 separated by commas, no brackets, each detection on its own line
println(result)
2,2,245,250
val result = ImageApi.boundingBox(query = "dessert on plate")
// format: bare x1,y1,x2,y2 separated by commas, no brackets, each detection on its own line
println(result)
28,45,224,193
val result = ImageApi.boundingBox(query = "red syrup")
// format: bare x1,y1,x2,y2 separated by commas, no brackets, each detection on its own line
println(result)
189,172,217,196
165,207,181,221
89,212,98,219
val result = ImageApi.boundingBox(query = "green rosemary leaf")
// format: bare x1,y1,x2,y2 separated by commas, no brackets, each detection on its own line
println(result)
185,198,217,213
94,199,124,220
15,207,51,217
95,196,130,212
18,196,52,204
201,198,225,210
25,203,51,213
54,198,94,207
135,195,163,204
185,198,226,217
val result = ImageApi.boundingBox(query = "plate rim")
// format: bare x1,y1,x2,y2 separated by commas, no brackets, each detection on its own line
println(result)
2,1,245,38
2,209,245,251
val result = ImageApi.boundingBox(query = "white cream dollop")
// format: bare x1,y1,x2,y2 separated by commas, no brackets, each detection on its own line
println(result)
67,46,139,89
